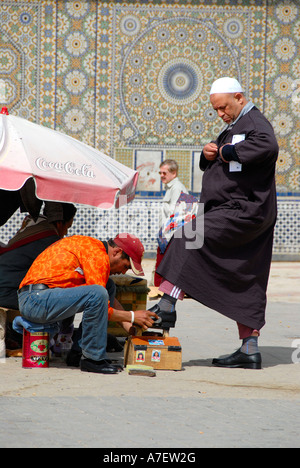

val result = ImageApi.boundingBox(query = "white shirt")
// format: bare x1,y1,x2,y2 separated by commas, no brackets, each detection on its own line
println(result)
160,177,188,227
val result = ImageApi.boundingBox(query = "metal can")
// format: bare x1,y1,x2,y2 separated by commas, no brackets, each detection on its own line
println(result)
22,329,49,368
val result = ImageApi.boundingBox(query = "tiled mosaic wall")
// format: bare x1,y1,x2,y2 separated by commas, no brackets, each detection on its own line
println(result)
0,0,299,256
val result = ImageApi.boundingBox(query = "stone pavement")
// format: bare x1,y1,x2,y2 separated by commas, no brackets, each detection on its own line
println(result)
0,261,299,449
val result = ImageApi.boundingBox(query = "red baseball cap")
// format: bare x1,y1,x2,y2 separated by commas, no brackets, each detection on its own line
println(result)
113,233,145,276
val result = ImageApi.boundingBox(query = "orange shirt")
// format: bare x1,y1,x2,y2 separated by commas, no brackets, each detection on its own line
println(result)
19,235,114,318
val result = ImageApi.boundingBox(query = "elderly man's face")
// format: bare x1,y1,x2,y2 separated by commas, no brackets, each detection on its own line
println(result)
210,93,244,124
159,165,177,185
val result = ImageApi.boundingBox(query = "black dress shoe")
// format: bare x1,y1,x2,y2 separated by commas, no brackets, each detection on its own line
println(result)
106,334,124,352
66,349,82,367
80,357,120,374
148,304,176,329
212,349,262,370
106,358,123,372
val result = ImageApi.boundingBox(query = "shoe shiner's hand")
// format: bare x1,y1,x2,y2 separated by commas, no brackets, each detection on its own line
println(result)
133,310,159,330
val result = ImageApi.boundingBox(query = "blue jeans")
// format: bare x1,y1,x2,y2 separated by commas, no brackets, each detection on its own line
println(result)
18,285,109,361
71,278,116,354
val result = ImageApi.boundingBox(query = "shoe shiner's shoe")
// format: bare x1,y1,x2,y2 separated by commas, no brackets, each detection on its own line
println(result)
66,348,82,367
106,334,124,352
106,358,123,372
212,349,262,369
80,357,120,374
67,341,124,368
147,304,176,329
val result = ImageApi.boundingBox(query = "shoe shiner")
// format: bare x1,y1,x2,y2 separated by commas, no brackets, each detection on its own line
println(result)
18,233,157,374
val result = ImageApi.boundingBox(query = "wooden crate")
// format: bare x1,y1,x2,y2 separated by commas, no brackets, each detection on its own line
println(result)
124,335,182,371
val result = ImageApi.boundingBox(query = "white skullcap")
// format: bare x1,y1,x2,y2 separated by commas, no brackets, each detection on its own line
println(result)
210,77,244,95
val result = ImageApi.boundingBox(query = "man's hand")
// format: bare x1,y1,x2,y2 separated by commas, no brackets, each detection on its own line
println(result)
110,308,158,332
133,310,159,330
202,142,218,161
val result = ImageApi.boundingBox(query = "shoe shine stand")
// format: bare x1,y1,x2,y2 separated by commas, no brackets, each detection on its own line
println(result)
124,326,182,371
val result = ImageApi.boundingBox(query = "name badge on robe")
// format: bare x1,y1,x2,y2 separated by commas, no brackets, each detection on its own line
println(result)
229,161,242,172
229,134,245,172
231,134,245,144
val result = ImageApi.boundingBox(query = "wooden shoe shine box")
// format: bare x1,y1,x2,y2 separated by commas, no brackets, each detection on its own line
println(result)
124,335,182,370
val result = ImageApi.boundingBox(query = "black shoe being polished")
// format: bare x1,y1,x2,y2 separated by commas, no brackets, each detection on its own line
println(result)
148,304,177,329
80,357,120,374
212,349,262,370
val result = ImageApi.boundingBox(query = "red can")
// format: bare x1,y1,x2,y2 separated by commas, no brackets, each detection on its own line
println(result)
22,329,49,368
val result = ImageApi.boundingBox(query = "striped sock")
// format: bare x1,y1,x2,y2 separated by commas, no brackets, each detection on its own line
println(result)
159,279,184,300
158,293,177,313
169,285,183,300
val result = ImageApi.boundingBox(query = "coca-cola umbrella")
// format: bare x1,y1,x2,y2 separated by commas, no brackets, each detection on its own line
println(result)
0,107,138,224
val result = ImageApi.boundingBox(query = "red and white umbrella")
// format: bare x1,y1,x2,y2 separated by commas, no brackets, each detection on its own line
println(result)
0,107,138,210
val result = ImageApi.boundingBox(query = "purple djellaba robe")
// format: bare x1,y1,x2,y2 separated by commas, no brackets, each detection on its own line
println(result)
156,106,279,330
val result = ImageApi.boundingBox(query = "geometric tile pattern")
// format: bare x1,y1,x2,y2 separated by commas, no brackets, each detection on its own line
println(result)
112,4,266,149
0,0,299,197
264,1,300,194
54,1,100,148
0,1,56,124
272,199,300,257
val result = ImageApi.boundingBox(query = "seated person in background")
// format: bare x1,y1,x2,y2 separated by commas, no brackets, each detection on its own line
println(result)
0,202,76,349
153,159,188,287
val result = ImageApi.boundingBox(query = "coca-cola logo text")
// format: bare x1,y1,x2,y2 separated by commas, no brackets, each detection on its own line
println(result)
36,158,96,178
